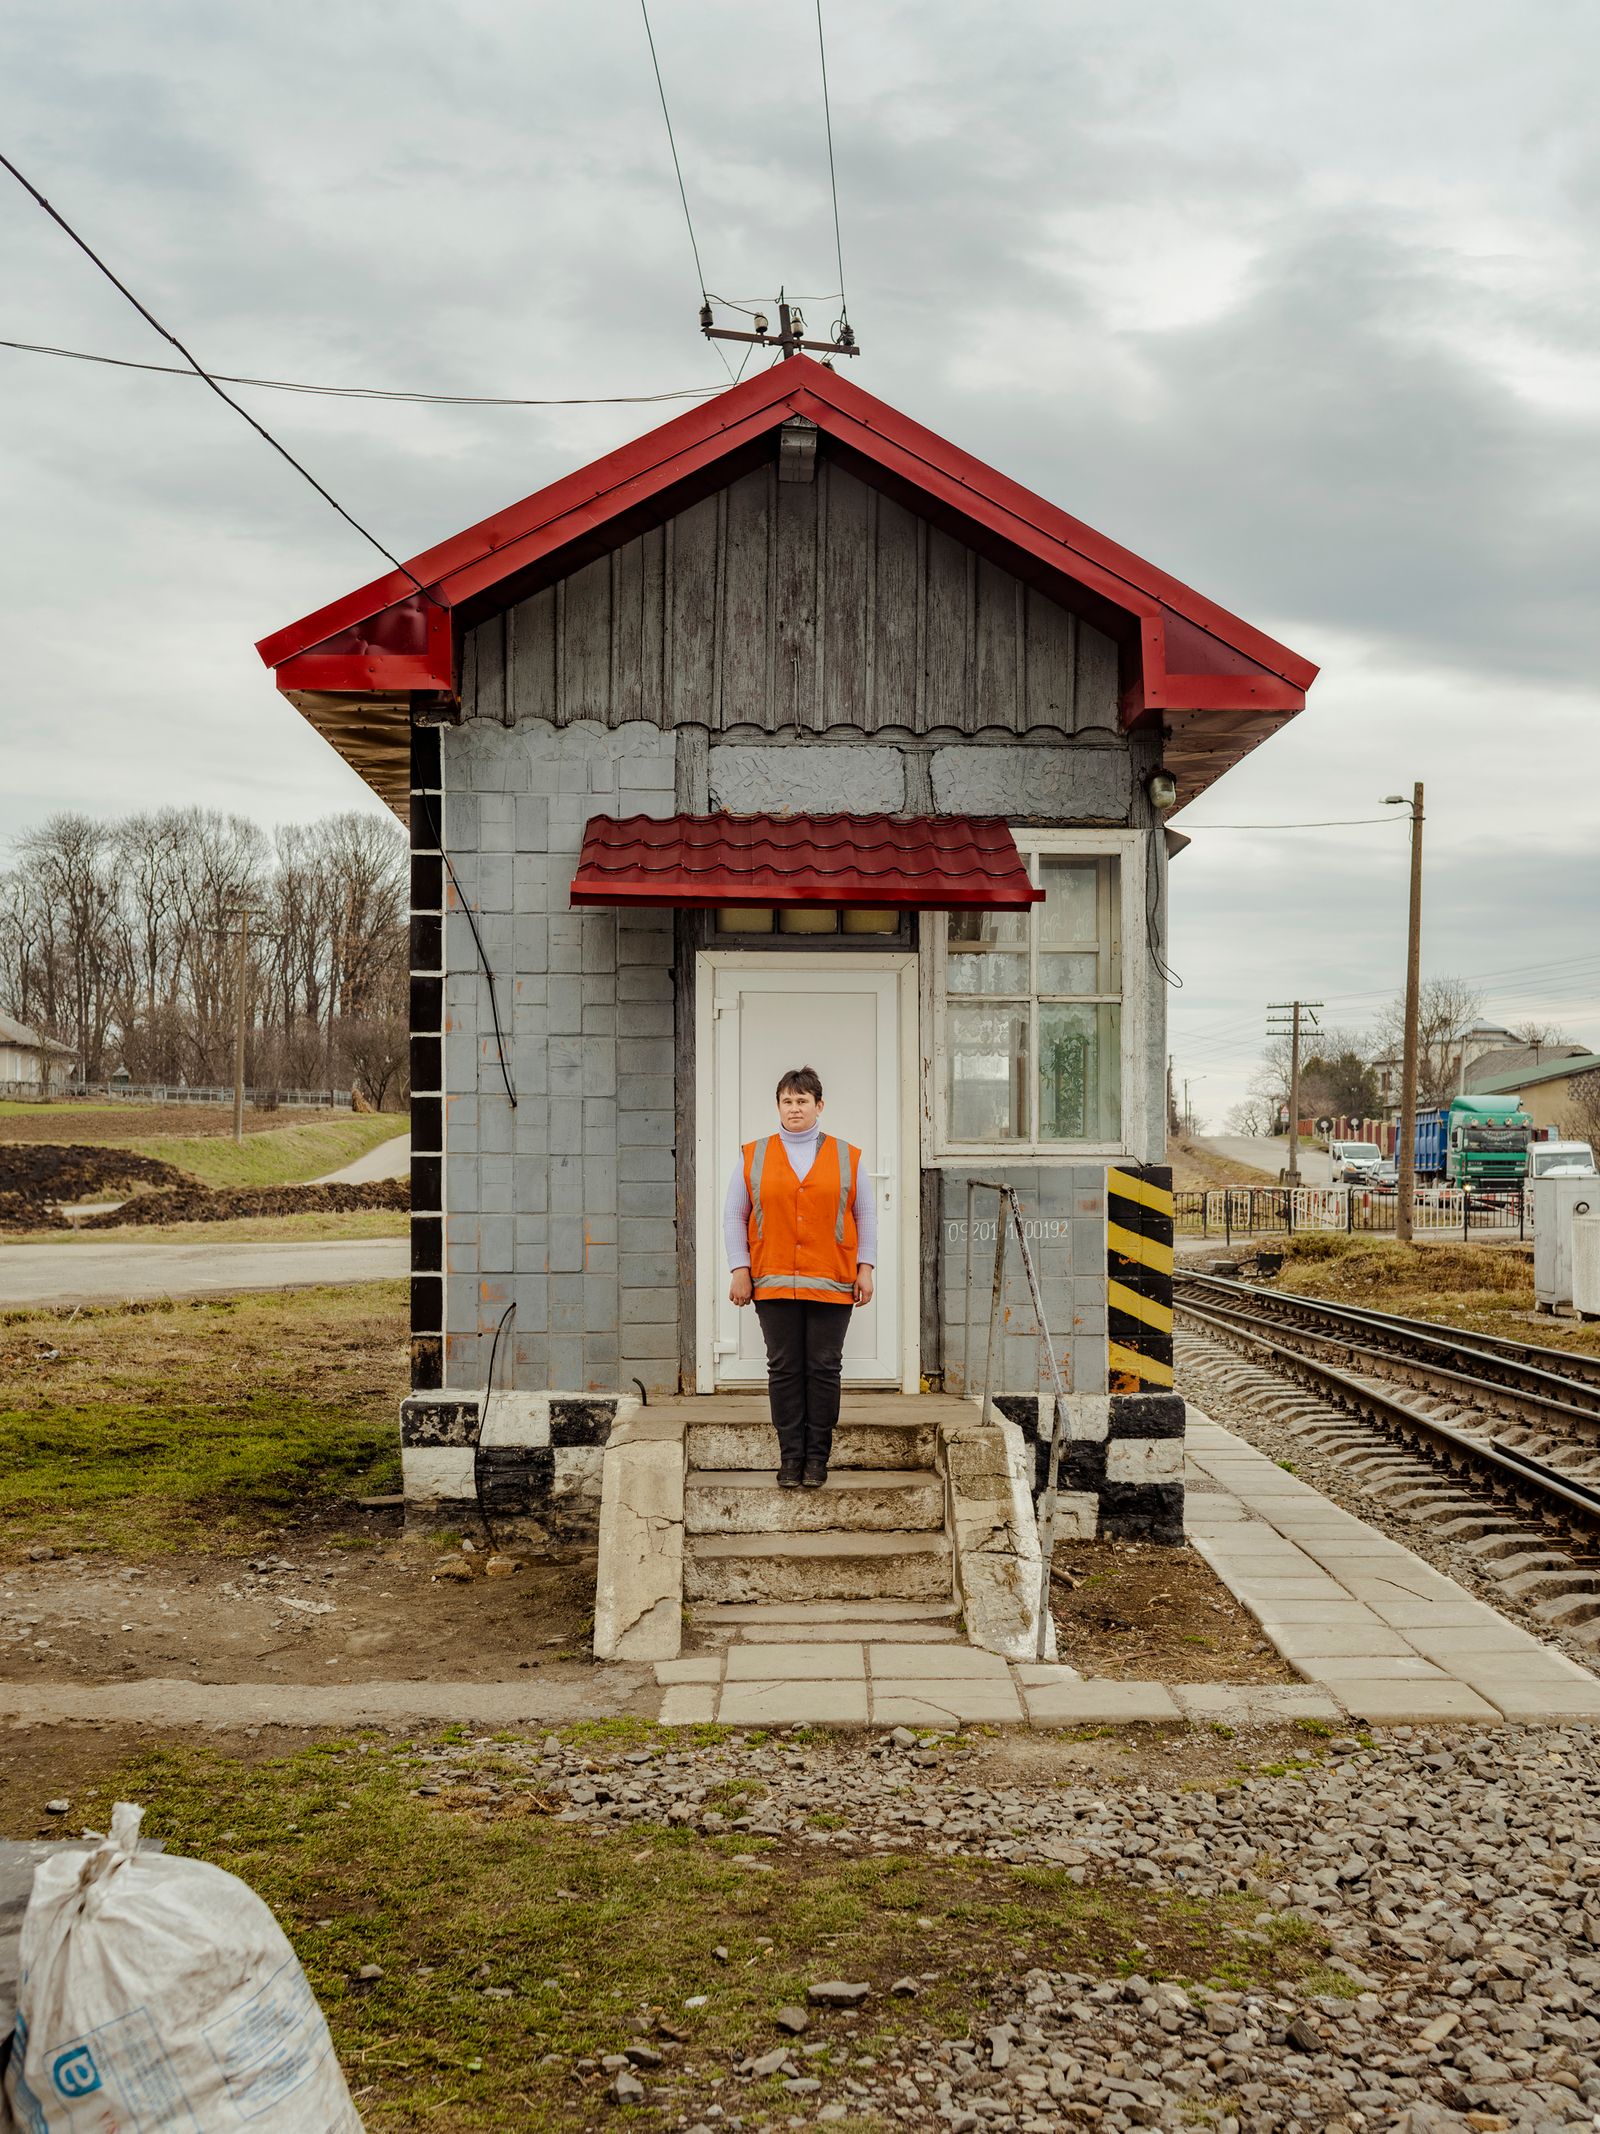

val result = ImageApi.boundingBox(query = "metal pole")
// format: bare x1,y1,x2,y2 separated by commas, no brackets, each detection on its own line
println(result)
231,908,250,1146
1397,781,1425,1243
1004,1190,1073,1660
980,1191,1009,1421
962,1180,976,1395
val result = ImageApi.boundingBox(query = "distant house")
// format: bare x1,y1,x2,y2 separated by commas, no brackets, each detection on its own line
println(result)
1472,1051,1600,1138
0,1012,76,1097
1373,1022,1587,1111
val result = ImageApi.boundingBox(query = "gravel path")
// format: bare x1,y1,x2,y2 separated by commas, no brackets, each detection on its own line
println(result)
415,1721,1600,2131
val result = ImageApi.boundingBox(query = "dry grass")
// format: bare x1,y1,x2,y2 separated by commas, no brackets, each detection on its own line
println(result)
1168,1139,1279,1190
1267,1235,1600,1358
6,1209,409,1247
0,1102,361,1142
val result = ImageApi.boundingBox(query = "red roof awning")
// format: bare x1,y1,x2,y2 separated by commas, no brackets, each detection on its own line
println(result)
570,813,1045,911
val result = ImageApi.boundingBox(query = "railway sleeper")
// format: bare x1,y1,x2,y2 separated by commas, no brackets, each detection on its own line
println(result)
1502,1562,1600,1603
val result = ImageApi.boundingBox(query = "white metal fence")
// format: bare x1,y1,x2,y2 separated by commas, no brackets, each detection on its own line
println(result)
66,1083,353,1109
1177,1184,1526,1242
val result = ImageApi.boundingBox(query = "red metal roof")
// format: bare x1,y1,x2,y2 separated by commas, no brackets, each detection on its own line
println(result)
569,814,1045,911
258,355,1318,812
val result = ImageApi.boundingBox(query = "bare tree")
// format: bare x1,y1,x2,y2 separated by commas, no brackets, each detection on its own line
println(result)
1511,1020,1575,1061
1564,1072,1600,1151
0,805,408,1104
1225,1095,1276,1137
1376,976,1486,1110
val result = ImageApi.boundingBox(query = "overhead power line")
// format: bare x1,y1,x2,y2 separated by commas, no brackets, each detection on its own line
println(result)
638,0,735,381
0,148,429,595
814,0,849,331
0,336,725,408
1183,815,1408,830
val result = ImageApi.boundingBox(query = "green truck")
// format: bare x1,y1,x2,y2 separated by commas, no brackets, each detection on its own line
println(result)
1415,1095,1532,1188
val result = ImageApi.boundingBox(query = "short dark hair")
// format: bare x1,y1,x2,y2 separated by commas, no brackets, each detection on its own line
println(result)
776,1065,823,1102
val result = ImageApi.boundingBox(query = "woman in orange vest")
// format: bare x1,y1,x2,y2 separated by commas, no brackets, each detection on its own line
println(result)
725,1066,877,1489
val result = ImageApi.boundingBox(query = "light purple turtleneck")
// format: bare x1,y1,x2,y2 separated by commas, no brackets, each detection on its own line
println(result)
724,1121,877,1274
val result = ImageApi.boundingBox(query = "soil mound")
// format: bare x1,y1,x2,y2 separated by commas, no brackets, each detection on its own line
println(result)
79,1178,408,1227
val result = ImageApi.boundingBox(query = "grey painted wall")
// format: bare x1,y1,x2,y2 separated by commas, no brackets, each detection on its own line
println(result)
439,717,682,1397
462,461,1122,741
938,1166,1110,1398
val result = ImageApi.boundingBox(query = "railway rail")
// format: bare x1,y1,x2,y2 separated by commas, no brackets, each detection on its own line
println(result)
1174,1269,1600,1550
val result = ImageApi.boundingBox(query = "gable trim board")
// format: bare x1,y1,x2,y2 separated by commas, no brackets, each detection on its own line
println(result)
259,359,1316,814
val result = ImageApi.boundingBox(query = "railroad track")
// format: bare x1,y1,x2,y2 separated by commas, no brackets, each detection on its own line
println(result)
1173,1271,1600,1644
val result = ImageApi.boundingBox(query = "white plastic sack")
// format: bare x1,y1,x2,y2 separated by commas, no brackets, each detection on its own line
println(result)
4,1803,363,2133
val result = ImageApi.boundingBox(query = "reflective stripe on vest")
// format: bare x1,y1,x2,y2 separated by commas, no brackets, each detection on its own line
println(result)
742,1132,861,1304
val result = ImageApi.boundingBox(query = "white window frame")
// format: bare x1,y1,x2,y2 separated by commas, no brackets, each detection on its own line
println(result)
921,826,1147,1162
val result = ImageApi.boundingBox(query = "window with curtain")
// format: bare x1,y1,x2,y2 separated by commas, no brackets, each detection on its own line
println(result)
938,840,1126,1150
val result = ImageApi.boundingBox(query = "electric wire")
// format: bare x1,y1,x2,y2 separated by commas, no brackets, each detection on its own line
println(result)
0,336,723,408
421,795,518,1113
0,149,431,598
637,0,735,382
1182,814,1407,831
814,0,849,333
474,1299,518,1550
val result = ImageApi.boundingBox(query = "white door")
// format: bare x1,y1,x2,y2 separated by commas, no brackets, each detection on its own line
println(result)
697,954,917,1390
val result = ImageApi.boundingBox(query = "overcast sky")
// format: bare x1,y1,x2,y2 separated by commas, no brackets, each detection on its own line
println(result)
3,0,1596,1120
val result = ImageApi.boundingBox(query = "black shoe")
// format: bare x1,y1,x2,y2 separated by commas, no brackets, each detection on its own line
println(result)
801,1459,828,1489
777,1463,804,1491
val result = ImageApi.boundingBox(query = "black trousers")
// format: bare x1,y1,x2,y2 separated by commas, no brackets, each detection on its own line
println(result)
754,1300,852,1468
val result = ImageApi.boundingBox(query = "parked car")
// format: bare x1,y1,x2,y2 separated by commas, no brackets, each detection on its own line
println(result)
1330,1139,1384,1182
1527,1140,1598,1180
1370,1158,1399,1193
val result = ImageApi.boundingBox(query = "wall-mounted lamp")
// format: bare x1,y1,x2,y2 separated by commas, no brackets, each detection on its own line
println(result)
1145,770,1179,812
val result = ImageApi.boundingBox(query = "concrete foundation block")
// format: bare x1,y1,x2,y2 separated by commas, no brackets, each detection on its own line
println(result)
942,1407,1053,1663
593,1410,686,1662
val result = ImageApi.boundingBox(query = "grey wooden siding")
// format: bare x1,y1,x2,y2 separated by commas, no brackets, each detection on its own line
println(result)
464,464,1119,738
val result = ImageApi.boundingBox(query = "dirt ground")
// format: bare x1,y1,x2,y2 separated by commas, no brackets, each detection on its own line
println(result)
1049,1536,1296,1684
0,1526,602,1690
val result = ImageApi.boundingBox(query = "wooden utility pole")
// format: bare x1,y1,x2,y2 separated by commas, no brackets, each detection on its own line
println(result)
1392,782,1425,1243
229,907,253,1146
1267,1000,1323,1187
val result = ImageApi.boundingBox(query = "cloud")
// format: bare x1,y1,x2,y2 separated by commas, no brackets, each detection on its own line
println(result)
0,0,1595,1128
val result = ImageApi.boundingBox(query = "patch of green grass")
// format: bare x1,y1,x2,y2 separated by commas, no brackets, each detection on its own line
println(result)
126,1114,406,1190
0,1281,405,1555
49,1740,1343,2132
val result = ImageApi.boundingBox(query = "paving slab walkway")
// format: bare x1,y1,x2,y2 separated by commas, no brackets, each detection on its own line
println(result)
649,1405,1600,1729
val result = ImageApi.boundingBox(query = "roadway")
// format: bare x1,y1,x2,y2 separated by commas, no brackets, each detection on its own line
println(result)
0,1237,407,1309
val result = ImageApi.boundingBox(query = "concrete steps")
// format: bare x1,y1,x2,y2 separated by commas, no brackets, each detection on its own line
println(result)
684,1469,944,1536
694,1599,963,1644
683,1530,954,1606
686,1416,938,1471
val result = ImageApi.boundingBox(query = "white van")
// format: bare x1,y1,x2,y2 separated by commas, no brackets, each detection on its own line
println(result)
1330,1139,1384,1182
1528,1140,1598,1180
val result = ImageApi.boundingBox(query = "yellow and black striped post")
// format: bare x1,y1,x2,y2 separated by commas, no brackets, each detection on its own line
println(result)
1106,1163,1175,1392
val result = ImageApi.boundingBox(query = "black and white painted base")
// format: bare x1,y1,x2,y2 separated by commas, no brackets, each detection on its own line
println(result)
399,1391,639,1536
992,1391,1185,1544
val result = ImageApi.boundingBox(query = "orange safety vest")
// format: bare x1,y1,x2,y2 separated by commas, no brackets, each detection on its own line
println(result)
742,1133,862,1305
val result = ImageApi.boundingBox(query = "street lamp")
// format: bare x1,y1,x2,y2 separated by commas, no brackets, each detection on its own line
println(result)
1385,787,1425,1243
